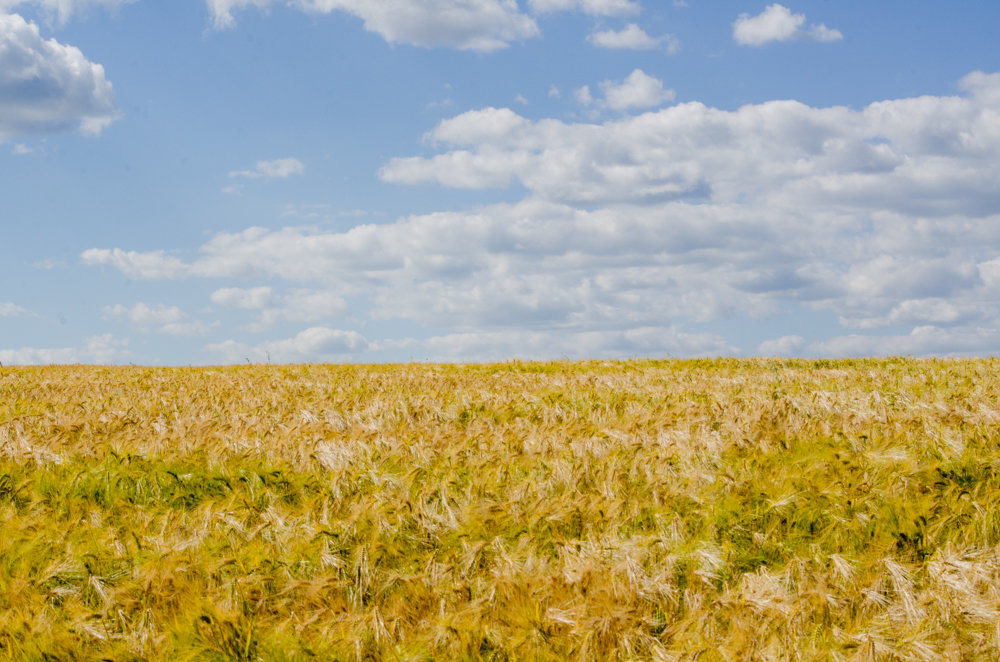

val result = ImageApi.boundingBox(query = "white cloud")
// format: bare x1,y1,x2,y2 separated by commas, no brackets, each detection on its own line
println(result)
84,72,1000,359
0,302,29,317
571,71,675,111
103,303,215,336
81,248,187,279
205,327,368,363
574,85,593,106
11,142,32,154
211,286,347,330
0,12,118,140
0,334,128,365
732,3,842,47
208,0,540,52
211,286,277,310
527,0,638,15
600,69,675,110
588,24,679,53
756,335,805,357
0,0,136,24
422,326,737,362
380,73,1000,210
979,256,1000,287
809,326,1000,358
229,157,305,179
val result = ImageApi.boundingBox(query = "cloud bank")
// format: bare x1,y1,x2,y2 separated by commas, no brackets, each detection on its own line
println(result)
82,71,1000,360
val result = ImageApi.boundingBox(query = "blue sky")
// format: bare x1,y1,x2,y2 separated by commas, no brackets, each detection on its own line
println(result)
3,0,1000,364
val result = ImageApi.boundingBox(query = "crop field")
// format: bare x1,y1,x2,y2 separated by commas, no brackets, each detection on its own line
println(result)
1,359,1000,660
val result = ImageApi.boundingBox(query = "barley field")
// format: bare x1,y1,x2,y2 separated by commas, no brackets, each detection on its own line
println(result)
2,359,1000,660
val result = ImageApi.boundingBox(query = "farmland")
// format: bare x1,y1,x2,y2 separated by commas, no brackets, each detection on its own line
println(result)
1,359,1000,660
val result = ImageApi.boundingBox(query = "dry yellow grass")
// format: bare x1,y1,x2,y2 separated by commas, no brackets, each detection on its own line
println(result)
1,358,1000,660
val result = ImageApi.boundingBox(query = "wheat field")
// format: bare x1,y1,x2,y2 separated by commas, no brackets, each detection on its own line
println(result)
1,359,999,660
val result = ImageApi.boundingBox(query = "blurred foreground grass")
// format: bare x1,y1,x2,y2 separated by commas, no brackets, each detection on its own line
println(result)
2,359,1000,660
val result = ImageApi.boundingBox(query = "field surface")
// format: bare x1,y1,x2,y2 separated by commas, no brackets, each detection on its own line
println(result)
2,359,1000,660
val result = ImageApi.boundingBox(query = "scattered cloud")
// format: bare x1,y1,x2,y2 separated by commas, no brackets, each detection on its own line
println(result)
756,335,805,357
11,142,33,154
206,0,647,51
0,12,119,140
81,248,187,279
210,286,277,310
588,24,679,53
733,3,842,47
229,157,305,179
103,303,216,336
0,334,128,365
571,70,674,110
0,302,29,317
207,0,540,52
0,0,136,25
205,327,369,363
527,0,639,16
599,69,675,110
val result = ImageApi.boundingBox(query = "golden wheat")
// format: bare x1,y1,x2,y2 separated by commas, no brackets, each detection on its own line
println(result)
1,358,999,660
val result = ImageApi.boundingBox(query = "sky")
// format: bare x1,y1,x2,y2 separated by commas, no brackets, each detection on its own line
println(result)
2,0,1000,364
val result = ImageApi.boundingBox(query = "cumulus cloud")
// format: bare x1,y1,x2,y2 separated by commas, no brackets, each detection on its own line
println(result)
0,302,29,317
733,3,842,47
381,72,1000,210
600,69,675,110
205,327,369,363
0,334,128,365
0,12,118,140
103,303,216,336
527,0,638,15
208,0,540,51
229,157,305,179
569,71,675,111
85,72,1000,358
588,24,678,53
